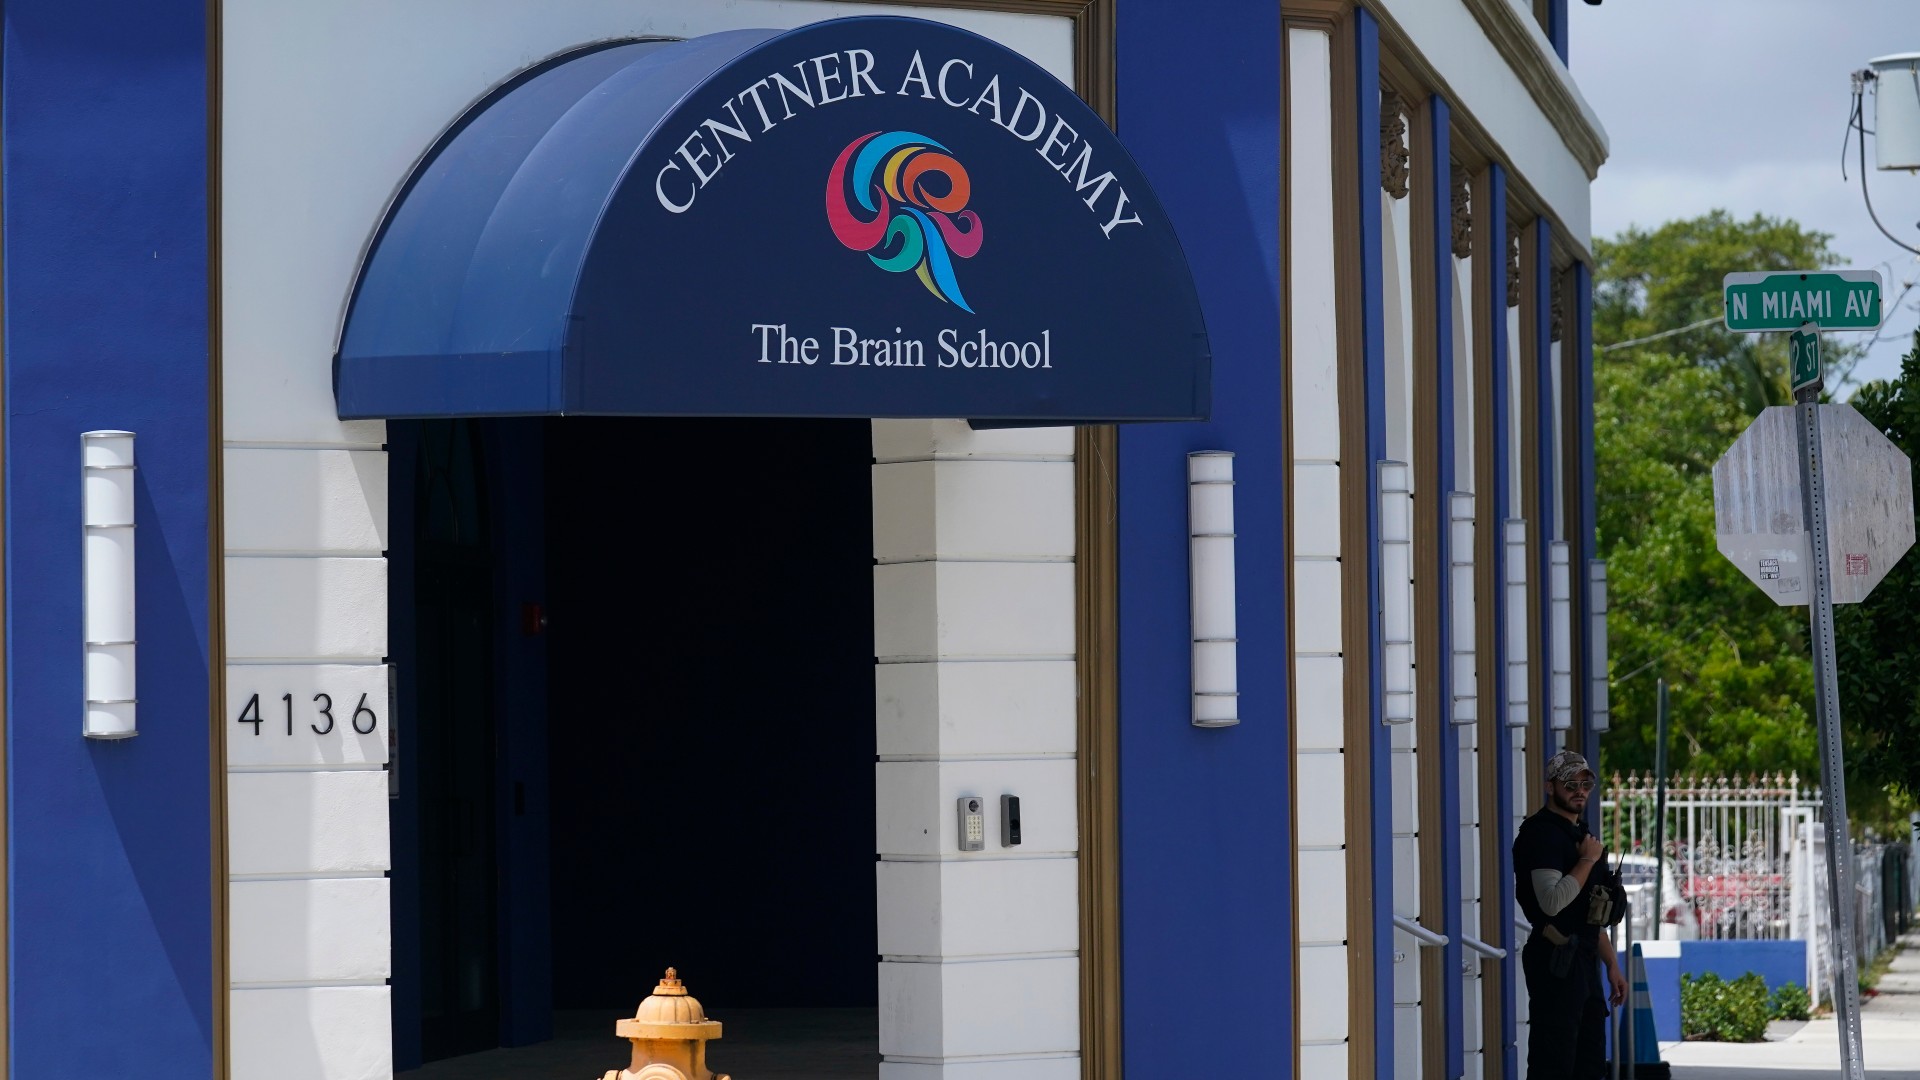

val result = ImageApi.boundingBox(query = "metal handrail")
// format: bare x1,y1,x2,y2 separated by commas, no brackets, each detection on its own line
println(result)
1462,934,1508,959
1392,914,1450,948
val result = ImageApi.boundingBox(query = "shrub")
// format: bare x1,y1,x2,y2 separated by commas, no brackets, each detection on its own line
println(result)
1680,971,1771,1042
1768,981,1811,1022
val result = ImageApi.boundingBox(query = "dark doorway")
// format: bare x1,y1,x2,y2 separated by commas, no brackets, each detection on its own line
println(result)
391,416,878,1071
408,419,501,1061
544,418,879,1010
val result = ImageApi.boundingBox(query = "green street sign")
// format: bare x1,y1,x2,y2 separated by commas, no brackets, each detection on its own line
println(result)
1723,270,1883,332
1791,324,1821,393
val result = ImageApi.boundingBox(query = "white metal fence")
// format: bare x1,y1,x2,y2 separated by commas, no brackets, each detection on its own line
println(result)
1789,824,1914,1005
1603,772,1917,1007
1602,771,1810,941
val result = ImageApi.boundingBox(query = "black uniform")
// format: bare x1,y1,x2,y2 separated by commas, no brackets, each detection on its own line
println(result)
1512,806,1607,1078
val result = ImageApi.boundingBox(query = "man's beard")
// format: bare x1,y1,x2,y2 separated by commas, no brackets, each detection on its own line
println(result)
1552,789,1585,816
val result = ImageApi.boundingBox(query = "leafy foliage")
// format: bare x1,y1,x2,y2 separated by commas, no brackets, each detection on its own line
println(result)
1593,213,1838,780
1596,351,1817,776
1767,980,1811,1023
1833,332,1920,804
1680,971,1771,1042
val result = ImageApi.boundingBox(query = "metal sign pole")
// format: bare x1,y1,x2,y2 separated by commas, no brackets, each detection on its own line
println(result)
1653,677,1669,931
1794,365,1868,1080
1622,908,1635,1080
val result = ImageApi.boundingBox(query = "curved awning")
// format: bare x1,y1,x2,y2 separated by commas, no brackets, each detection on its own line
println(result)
335,17,1209,423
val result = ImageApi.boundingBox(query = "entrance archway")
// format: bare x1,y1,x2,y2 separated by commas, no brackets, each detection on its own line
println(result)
389,417,877,1075
336,17,1209,1076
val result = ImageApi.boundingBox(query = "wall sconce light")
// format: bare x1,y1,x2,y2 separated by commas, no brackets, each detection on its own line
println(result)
1503,519,1530,728
1188,451,1238,728
1549,540,1572,732
1448,492,1477,725
1588,559,1610,733
83,430,137,740
1379,461,1414,725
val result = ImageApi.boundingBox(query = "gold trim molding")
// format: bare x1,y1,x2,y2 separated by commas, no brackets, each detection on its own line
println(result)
1459,0,1608,178
1370,0,1608,181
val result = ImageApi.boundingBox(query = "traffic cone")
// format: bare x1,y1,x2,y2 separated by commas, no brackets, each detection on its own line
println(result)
1628,943,1671,1079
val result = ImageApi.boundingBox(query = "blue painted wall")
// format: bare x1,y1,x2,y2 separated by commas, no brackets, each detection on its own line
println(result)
1532,223,1558,761
1425,96,1466,1080
1575,262,1601,786
1354,13,1397,1074
1115,1,1291,1072
1485,163,1522,1080
1680,939,1810,996
1638,950,1682,1043
2,0,214,1071
1643,939,1810,1040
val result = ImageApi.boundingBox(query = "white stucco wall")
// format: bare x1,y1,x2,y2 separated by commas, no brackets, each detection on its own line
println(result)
1288,27,1352,1080
1383,176,1428,1080
221,2,1076,1076
871,420,1081,1078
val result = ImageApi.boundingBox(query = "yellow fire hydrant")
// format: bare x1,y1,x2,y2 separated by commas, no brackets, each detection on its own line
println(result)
599,968,732,1080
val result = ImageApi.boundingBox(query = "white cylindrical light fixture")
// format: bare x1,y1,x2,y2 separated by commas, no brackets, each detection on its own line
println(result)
1588,559,1610,733
1379,461,1414,725
1549,540,1572,732
83,430,137,740
1448,492,1477,725
1870,53,1920,171
1503,519,1530,728
1189,451,1239,728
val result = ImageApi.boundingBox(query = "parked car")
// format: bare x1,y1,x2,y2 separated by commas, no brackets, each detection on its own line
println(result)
1615,853,1700,941
1682,869,1791,939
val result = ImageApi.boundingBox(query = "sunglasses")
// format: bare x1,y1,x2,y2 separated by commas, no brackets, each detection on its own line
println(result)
1556,778,1596,792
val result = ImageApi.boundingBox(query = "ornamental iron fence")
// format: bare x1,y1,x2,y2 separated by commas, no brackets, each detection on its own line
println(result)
1601,771,1809,943
1601,771,1917,1008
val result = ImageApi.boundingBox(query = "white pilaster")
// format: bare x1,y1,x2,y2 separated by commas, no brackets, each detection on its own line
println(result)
1383,157,1427,1080
871,420,1079,1080
1453,251,1485,1080
223,446,393,1078
1288,25,1354,1078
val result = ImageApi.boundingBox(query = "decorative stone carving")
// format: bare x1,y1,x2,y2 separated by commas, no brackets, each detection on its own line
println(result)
1450,163,1473,260
1507,220,1522,308
1380,89,1410,199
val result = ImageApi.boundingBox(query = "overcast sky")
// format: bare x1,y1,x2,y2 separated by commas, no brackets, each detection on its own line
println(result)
1571,0,1920,388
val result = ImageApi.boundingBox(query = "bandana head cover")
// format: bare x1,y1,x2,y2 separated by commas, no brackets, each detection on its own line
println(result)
1546,749,1595,784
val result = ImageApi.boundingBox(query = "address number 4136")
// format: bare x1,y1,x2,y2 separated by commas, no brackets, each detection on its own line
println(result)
237,691,378,736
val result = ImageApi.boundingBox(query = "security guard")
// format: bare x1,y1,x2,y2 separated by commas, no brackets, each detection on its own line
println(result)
1512,750,1628,1077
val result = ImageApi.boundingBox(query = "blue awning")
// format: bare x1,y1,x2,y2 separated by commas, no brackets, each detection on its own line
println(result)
335,17,1210,423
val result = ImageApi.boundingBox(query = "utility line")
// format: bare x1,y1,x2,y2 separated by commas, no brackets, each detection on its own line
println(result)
1611,622,1712,687
1598,314,1724,353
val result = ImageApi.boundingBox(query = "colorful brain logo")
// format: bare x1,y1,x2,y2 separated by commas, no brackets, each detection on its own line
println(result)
826,131,983,313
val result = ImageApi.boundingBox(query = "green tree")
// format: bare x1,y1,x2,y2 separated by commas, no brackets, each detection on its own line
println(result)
1596,352,1816,779
1594,212,1838,782
1834,331,1920,804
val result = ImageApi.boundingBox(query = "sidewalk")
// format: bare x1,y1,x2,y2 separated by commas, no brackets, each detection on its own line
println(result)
1663,929,1920,1080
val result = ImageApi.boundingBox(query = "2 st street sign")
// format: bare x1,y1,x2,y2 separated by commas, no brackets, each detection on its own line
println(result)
1722,270,1883,332
1790,324,1821,394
